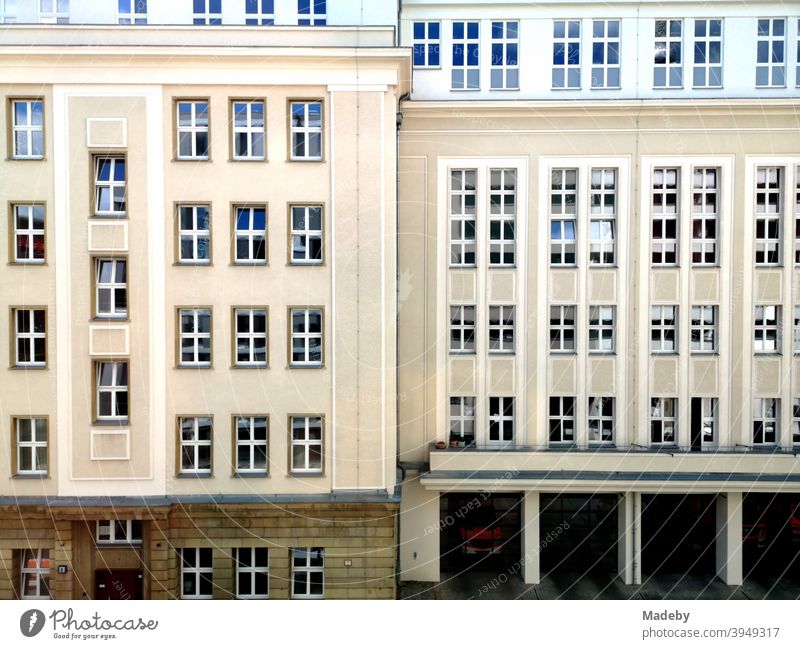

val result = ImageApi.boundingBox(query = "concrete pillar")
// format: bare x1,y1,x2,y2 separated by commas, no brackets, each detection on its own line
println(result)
715,492,743,586
618,492,641,585
521,492,540,584
398,475,440,582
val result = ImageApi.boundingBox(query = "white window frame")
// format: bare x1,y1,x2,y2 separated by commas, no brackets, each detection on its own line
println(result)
690,305,717,353
794,305,800,354
549,305,576,353
793,398,800,446
192,0,221,25
552,19,581,89
291,547,324,599
0,0,17,23
289,308,323,366
290,205,323,264
591,19,621,89
14,308,46,367
176,101,209,160
450,305,476,354
245,0,274,25
96,360,128,422
289,101,322,161
488,305,515,354
550,168,578,266
796,19,800,87
692,19,723,88
117,0,147,24
179,416,212,475
96,520,142,545
93,156,127,217
297,0,325,26
412,20,440,69
489,168,516,266
651,167,679,265
177,205,211,264
13,204,45,264
794,166,800,264
650,397,677,445
234,308,267,367
450,169,477,266
452,20,480,90
588,396,614,445
11,99,43,159
488,396,515,446
755,166,782,266
651,305,678,353
20,549,50,600
290,416,323,474
654,19,683,88
231,100,265,160
15,417,47,476
754,305,781,353
590,167,617,265
233,205,267,264
549,395,576,445
180,548,213,599
699,397,717,448
179,308,212,367
753,398,779,446
235,548,269,599
449,396,475,445
235,416,268,474
39,0,68,23
588,305,615,353
490,20,519,90
692,167,719,265
95,258,127,319
756,18,786,88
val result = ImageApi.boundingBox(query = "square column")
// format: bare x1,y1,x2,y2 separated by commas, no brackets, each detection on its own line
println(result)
399,475,440,582
521,492,540,585
716,492,743,586
618,492,641,585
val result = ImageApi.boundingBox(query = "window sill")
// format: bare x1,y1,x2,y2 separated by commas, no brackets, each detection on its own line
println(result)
412,66,442,71
449,351,477,356
8,261,47,267
651,351,679,356
230,157,267,163
488,350,515,356
753,352,781,357
690,351,719,356
13,473,49,480
175,473,213,479
549,350,577,356
288,261,325,267
589,264,618,269
231,364,269,370
588,351,616,356
175,364,213,370
6,157,46,162
231,261,268,267
91,214,128,220
754,264,783,269
92,316,129,323
289,471,324,477
9,364,48,370
173,157,211,163
174,261,212,267
288,157,325,164
287,364,325,370
232,472,269,479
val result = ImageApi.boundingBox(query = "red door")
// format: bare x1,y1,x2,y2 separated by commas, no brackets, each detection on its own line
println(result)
95,570,143,600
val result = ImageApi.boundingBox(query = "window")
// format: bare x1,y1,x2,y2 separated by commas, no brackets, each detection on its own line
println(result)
550,169,577,265
233,205,267,264
179,416,212,475
452,21,480,90
297,0,325,25
755,166,782,265
692,397,717,448
235,416,268,474
488,305,515,353
176,101,209,159
291,548,323,599
178,308,212,367
693,19,722,88
488,396,514,445
290,416,323,474
795,167,800,263
289,101,322,160
588,305,615,353
413,21,440,68
449,396,475,446
15,418,47,476
93,156,126,216
11,99,43,159
650,397,677,445
651,168,679,265
39,0,68,23
491,21,519,90
651,305,677,353
552,20,580,89
235,548,269,599
450,169,477,266
192,0,221,25
588,396,614,444
690,305,717,353
753,398,779,445
245,0,273,25
0,0,17,23
654,19,682,88
117,0,146,24
794,305,800,354
590,168,616,265
96,361,128,422
180,548,213,599
797,19,800,86
96,520,142,545
231,100,265,160
488,168,516,266
793,398,800,445
756,18,786,87
234,308,267,367
692,167,718,265
290,205,323,264
20,549,50,599
94,259,127,319
549,305,576,353
450,305,476,354
13,308,46,367
549,396,575,445
591,19,620,88
754,305,781,353
13,204,45,263
177,205,211,264
289,308,323,366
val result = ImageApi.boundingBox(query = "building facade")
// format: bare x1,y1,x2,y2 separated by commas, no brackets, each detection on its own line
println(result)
0,21,408,599
397,0,800,588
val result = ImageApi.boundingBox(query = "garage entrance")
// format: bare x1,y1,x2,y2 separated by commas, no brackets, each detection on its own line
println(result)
440,492,522,572
640,494,716,577
742,493,800,586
